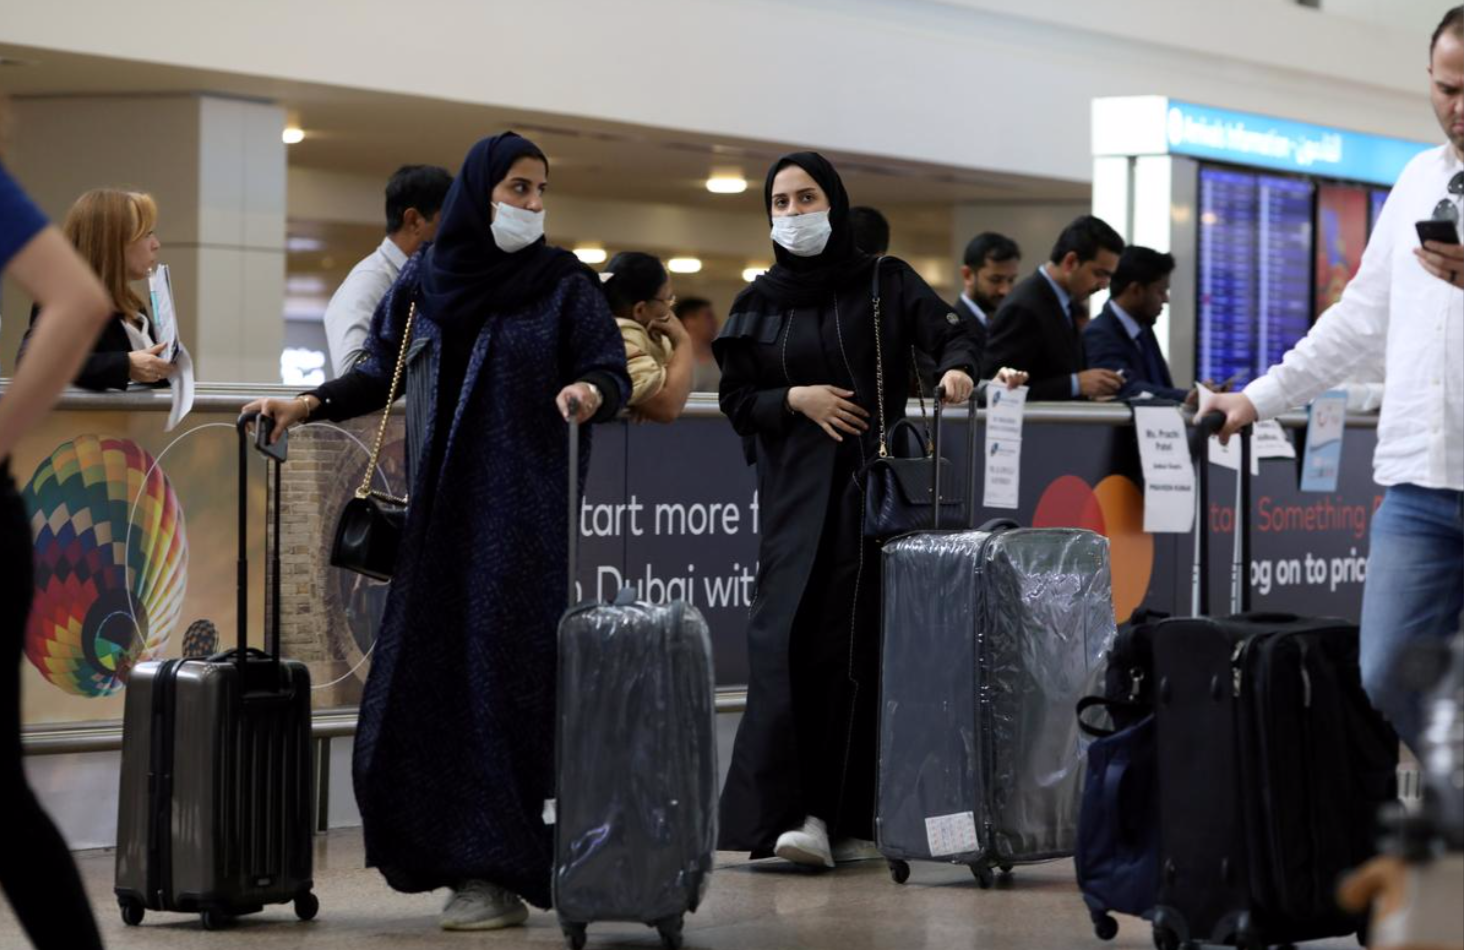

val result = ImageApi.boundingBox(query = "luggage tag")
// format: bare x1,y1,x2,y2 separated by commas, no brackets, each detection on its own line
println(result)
542,799,557,826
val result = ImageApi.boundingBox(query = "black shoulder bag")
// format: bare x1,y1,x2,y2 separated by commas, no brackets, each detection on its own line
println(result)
330,301,416,581
861,259,969,538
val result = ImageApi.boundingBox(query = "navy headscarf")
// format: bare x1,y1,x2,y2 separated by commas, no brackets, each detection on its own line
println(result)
420,132,588,330
747,151,872,309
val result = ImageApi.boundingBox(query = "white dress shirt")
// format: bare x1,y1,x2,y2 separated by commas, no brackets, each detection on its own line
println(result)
324,236,408,377
1244,143,1464,491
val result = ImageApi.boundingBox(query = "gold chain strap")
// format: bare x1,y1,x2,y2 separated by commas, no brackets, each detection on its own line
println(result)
355,301,416,504
872,289,887,458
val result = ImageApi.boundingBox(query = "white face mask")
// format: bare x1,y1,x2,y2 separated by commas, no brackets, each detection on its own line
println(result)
490,202,544,253
770,210,833,257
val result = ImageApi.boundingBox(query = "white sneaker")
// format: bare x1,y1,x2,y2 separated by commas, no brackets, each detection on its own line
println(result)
774,816,834,869
440,881,530,931
831,837,882,863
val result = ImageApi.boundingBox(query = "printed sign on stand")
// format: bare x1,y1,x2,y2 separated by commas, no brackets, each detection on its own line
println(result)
982,386,1028,510
1133,405,1196,533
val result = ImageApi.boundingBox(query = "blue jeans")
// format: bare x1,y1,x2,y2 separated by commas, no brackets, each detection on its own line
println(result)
1358,484,1464,750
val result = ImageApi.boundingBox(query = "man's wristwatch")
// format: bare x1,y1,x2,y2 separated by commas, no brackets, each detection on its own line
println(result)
582,381,602,411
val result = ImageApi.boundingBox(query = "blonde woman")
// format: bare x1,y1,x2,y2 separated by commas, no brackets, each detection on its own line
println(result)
19,188,173,390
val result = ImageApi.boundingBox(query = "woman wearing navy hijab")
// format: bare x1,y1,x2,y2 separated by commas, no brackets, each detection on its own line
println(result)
714,152,982,868
247,132,630,930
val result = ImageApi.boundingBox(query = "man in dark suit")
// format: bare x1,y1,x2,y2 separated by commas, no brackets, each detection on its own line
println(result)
1084,246,1193,405
914,232,1021,389
981,215,1125,401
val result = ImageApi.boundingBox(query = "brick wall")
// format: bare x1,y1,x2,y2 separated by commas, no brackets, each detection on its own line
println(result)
266,415,405,708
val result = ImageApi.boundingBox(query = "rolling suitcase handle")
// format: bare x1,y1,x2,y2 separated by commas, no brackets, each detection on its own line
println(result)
236,411,286,687
929,384,982,531
1188,413,1253,616
567,399,581,609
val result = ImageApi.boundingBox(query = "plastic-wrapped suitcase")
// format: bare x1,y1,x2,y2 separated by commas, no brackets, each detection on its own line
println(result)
877,388,1117,887
114,413,317,931
552,402,718,950
1148,418,1398,950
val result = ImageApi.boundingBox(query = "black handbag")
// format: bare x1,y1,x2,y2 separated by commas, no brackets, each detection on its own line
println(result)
860,259,975,538
330,301,417,581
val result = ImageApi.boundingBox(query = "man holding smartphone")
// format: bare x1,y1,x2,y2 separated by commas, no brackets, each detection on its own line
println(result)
1206,6,1464,752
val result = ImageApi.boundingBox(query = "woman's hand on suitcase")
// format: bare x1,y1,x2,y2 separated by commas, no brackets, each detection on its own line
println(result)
1201,391,1259,444
787,385,869,442
938,370,975,404
557,383,601,423
242,396,313,444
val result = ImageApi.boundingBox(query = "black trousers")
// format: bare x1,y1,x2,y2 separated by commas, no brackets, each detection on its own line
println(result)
0,474,104,949
788,461,881,842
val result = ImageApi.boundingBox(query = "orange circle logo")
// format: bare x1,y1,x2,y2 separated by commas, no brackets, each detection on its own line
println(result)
1032,474,1153,623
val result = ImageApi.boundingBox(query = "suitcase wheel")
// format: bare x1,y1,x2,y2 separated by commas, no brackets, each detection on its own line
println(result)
888,860,911,885
200,909,232,931
294,892,320,922
1092,913,1119,941
970,864,995,889
562,922,588,950
118,899,145,927
998,862,1014,875
656,915,685,950
1151,923,1181,950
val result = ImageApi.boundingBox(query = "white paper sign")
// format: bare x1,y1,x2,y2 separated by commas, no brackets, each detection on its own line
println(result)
925,811,979,857
1253,420,1296,460
148,264,196,432
1207,434,1260,476
1133,406,1196,534
983,385,1028,510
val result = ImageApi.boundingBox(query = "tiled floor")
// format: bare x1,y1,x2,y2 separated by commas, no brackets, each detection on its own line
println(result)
0,829,1362,950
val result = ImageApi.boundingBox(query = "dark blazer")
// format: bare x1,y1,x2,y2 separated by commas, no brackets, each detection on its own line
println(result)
18,304,160,391
913,294,987,391
980,270,1084,401
1083,304,1189,402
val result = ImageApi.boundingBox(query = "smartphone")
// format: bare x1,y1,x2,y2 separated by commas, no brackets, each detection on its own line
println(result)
1416,219,1461,246
254,415,289,463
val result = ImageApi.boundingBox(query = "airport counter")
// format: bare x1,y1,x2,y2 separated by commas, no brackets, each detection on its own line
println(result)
8,385,1379,746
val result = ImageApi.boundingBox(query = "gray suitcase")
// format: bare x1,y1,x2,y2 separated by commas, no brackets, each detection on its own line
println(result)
875,388,1116,886
114,412,316,930
552,404,717,950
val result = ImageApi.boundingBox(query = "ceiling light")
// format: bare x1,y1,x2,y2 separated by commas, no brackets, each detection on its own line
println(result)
573,247,608,265
706,176,748,195
282,127,305,145
742,267,768,282
286,235,326,253
668,257,703,274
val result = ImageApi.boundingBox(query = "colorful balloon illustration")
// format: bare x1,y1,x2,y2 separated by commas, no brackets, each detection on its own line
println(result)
22,435,188,697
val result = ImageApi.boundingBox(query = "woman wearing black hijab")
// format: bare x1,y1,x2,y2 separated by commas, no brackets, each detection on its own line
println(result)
245,132,630,929
713,153,979,867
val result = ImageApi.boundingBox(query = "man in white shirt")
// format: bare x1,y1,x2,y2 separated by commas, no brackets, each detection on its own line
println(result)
323,164,452,377
1207,9,1464,750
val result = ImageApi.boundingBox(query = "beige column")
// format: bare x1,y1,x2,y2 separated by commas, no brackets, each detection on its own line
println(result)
1,94,285,383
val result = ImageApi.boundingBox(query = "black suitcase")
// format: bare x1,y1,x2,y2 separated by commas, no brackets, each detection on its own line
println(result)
1149,418,1397,950
114,413,317,930
552,402,718,950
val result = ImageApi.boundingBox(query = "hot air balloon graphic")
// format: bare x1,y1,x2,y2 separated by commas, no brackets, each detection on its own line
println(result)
22,435,188,697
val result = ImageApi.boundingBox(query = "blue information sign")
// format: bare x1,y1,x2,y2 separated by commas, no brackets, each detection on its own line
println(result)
1167,101,1431,186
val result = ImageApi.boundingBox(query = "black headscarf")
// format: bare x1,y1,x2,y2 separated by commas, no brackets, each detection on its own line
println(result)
420,132,588,330
747,151,873,309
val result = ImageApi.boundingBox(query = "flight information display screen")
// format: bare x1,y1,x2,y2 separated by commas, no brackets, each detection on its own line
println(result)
1197,166,1315,385
1258,175,1315,373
